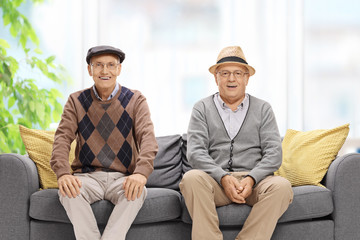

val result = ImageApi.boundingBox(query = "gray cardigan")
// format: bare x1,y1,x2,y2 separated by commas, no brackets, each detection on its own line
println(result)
187,94,282,185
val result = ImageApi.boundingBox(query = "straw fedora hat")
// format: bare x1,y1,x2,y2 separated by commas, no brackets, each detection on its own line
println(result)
209,46,255,76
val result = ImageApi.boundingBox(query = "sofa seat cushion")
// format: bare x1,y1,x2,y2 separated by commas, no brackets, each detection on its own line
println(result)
182,185,333,226
30,188,182,225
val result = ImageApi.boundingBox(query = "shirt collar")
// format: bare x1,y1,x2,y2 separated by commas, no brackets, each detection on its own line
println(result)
216,93,248,112
93,83,119,101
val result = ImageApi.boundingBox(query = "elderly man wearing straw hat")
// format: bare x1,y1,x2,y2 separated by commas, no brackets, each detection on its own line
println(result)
180,46,293,240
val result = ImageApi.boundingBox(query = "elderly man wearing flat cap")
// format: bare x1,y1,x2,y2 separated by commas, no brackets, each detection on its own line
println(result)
50,45,158,240
180,46,293,240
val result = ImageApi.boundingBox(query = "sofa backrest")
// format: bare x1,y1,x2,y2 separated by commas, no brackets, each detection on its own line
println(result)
146,134,192,190
181,133,192,174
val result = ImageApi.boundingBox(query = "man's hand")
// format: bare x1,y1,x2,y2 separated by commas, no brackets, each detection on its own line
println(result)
238,176,255,199
58,174,82,198
221,175,246,204
123,173,147,201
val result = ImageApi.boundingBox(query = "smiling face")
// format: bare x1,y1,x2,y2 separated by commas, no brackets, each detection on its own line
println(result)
87,53,121,99
214,63,250,108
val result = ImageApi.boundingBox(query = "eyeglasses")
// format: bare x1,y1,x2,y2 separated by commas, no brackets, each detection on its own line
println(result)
217,70,249,79
91,62,119,71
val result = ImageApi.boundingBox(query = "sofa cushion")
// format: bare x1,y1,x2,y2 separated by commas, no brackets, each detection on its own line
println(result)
19,125,76,189
146,135,183,190
275,124,349,187
30,188,182,225
278,185,333,222
181,185,333,226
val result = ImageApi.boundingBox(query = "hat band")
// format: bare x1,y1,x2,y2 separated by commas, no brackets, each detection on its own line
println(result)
217,56,248,65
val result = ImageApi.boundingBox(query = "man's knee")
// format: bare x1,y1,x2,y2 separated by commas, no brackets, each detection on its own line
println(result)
269,176,293,202
140,186,147,201
180,170,217,199
59,189,87,202
180,169,206,190
112,185,147,206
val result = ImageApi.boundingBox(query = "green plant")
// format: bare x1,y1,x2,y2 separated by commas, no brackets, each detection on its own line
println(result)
0,0,70,154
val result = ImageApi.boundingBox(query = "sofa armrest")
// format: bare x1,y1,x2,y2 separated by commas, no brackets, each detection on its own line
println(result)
0,153,39,240
325,153,360,240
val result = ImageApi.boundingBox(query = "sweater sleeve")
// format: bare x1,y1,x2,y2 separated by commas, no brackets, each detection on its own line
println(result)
132,93,158,179
248,102,282,184
50,96,78,179
187,101,229,185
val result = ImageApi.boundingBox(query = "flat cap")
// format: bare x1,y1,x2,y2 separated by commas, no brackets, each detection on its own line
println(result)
86,45,125,64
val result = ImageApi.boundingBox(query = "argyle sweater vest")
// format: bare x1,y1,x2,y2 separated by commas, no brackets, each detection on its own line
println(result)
51,85,157,179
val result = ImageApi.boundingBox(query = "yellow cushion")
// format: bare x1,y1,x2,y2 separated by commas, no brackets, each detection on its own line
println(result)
19,125,76,189
275,124,349,187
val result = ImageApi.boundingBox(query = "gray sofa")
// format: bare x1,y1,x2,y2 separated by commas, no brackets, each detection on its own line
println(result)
1,134,360,240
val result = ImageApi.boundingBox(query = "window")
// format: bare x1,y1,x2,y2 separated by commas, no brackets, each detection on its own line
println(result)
304,0,360,137
4,0,358,139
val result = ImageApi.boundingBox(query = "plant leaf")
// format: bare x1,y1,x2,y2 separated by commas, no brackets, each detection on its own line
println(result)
8,96,16,108
0,39,11,48
29,101,35,112
34,48,43,54
3,14,11,26
12,109,20,115
46,55,56,64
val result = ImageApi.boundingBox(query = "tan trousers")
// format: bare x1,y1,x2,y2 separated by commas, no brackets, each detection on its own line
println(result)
59,171,147,240
179,170,293,240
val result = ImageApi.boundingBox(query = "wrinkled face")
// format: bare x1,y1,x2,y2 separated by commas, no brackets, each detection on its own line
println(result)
87,53,121,93
214,63,250,104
